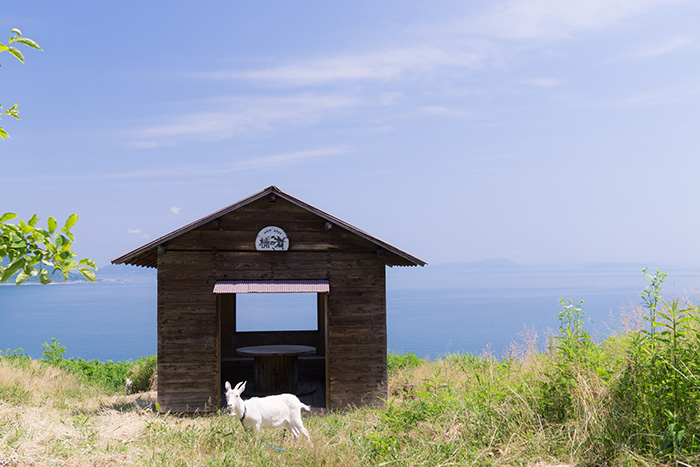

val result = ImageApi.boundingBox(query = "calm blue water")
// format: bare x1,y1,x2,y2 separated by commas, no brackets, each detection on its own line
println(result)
1,264,697,361
0,275,157,361
387,264,699,358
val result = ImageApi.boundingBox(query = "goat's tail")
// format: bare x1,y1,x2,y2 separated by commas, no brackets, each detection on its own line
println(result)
301,403,311,412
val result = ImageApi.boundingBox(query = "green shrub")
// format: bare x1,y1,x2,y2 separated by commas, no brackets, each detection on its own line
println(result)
40,338,156,393
0,347,32,368
610,298,700,458
129,355,157,392
42,337,66,365
388,352,424,374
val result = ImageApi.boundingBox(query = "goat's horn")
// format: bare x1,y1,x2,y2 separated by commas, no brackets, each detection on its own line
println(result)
234,381,244,391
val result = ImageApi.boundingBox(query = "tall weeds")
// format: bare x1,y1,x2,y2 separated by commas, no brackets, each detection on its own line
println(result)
608,271,700,459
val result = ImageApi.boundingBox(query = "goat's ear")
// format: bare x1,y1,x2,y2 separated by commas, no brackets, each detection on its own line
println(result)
225,381,232,391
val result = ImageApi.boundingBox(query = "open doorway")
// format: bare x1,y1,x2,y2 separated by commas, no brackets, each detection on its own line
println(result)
217,284,328,409
235,293,318,332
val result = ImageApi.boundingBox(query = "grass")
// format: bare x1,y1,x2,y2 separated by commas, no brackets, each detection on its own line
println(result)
1,271,699,466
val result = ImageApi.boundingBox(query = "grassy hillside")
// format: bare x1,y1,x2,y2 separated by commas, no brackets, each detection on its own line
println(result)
1,274,699,466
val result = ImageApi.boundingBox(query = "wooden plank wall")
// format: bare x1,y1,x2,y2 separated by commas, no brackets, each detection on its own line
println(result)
157,262,220,413
327,259,386,408
156,197,387,412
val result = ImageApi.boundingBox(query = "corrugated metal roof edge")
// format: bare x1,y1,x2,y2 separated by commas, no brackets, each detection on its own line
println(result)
213,280,330,294
112,185,427,268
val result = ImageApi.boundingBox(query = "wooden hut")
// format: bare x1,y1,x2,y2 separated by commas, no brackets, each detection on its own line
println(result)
112,186,425,412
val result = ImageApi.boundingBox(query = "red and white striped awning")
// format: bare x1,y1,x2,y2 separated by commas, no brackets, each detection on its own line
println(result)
213,280,329,294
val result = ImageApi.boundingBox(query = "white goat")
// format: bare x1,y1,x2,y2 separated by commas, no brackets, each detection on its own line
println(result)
224,381,312,444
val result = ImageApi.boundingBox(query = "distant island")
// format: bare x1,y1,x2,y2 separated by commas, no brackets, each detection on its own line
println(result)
98,263,156,277
436,258,522,270
1,269,89,285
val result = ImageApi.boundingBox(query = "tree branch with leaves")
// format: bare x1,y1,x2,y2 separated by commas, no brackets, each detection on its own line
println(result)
0,213,97,285
1,28,42,140
1,29,96,285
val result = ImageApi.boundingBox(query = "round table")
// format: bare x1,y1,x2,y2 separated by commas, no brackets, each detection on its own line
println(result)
236,345,316,394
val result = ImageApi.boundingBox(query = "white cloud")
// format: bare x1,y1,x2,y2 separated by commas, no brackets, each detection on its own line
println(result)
186,0,678,93
231,147,349,171
76,146,350,182
464,0,678,41
126,0,681,150
194,45,485,87
379,92,403,106
170,207,181,214
523,77,561,87
128,228,150,240
591,82,700,108
632,36,695,60
131,95,359,148
419,106,470,117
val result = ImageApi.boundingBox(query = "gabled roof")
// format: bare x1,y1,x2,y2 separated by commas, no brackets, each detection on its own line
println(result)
112,185,427,269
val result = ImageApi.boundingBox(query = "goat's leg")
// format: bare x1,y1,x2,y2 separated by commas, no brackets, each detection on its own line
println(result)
285,421,300,441
298,423,312,445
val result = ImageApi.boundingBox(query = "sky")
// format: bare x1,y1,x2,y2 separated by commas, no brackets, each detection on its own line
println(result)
2,1,700,269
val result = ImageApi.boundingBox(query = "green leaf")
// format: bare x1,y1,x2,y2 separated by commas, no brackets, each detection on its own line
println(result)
676,316,693,325
10,238,26,249
15,267,37,286
60,237,73,252
15,270,31,286
78,267,96,283
5,104,20,120
16,37,42,51
0,212,18,223
39,268,51,285
6,46,24,63
47,217,57,234
28,214,39,227
1,258,25,283
63,213,79,231
0,126,8,140
656,310,671,322
58,250,74,261
79,258,97,269
19,219,32,235
59,259,78,272
33,228,50,239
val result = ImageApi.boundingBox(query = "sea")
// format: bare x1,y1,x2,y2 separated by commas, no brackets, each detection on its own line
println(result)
1,262,697,362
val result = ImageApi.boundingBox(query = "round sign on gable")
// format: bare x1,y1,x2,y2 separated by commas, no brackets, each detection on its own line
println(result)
255,226,289,251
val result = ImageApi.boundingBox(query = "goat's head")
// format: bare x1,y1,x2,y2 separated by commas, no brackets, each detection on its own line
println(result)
224,381,246,409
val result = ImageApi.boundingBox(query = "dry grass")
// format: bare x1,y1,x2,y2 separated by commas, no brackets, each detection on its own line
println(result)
0,355,584,467
1,360,160,465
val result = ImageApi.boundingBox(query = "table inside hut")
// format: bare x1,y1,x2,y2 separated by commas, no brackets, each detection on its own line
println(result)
236,345,316,395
